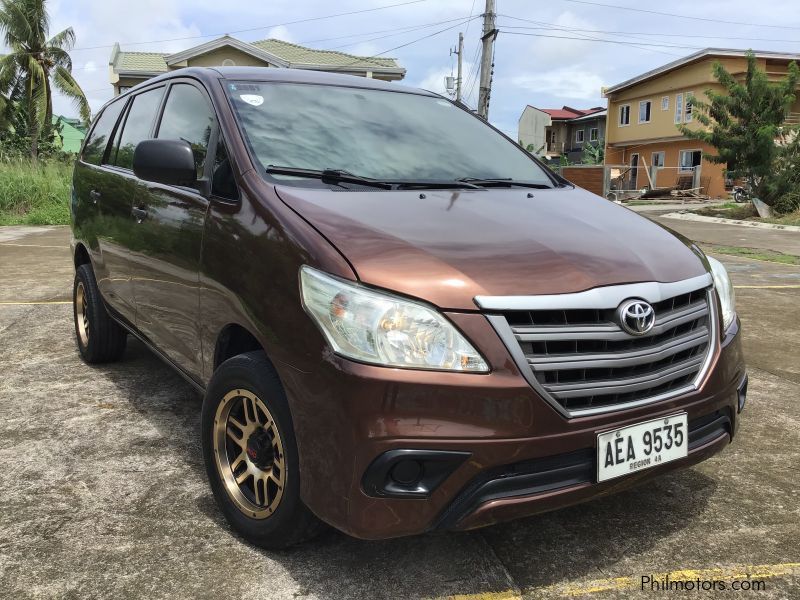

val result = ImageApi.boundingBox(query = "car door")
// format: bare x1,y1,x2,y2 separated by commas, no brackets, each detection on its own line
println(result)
72,96,134,320
92,85,166,324
130,80,216,380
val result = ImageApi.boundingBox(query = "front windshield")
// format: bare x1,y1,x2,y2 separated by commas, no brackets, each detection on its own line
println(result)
225,81,553,185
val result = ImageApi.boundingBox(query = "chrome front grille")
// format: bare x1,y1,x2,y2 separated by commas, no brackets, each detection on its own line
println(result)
477,274,717,417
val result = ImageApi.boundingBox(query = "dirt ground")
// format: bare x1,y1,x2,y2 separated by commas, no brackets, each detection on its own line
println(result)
1,225,798,599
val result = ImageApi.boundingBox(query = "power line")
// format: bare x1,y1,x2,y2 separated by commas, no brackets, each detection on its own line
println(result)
297,16,472,47
327,15,476,50
499,21,800,44
322,16,480,71
558,0,800,31
501,30,706,52
497,14,680,57
63,0,431,52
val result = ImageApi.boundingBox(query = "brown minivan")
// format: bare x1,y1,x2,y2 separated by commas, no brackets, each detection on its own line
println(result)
70,67,746,548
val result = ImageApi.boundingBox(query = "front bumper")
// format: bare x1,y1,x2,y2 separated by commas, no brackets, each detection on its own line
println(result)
276,312,745,540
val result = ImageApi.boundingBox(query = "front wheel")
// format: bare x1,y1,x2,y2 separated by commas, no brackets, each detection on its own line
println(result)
733,189,747,203
201,351,323,549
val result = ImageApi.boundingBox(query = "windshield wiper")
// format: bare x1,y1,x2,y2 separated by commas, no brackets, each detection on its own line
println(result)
393,180,482,190
457,177,553,189
266,166,393,189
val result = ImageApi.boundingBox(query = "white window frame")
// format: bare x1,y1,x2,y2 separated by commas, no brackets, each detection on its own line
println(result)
675,93,684,124
638,100,652,124
684,91,695,123
651,151,665,168
619,104,630,127
679,148,702,172
661,96,669,111
575,129,585,143
589,127,599,142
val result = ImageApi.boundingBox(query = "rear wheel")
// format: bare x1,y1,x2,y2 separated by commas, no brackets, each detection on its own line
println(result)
73,263,127,363
201,351,323,549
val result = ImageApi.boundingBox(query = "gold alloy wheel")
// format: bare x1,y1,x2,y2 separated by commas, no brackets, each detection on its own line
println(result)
75,281,90,347
213,389,286,519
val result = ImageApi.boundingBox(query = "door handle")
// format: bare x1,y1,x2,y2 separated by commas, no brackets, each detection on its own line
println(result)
131,207,148,223
89,190,101,204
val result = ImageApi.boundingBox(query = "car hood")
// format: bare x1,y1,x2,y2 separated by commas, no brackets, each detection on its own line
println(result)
275,185,707,310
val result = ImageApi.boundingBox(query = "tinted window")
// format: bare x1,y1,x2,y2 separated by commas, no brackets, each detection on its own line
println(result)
225,82,552,185
212,140,238,200
112,87,164,169
157,84,215,179
82,99,125,165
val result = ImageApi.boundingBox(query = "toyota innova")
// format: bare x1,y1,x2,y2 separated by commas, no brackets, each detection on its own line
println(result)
70,67,747,548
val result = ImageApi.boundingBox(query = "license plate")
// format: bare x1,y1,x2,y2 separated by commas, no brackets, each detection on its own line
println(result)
597,413,688,482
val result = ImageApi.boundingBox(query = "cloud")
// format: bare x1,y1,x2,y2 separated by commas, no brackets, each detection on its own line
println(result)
415,61,475,97
520,11,599,65
266,25,293,42
510,67,605,102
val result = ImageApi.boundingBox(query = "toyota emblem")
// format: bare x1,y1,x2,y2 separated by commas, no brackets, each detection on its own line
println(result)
617,299,656,336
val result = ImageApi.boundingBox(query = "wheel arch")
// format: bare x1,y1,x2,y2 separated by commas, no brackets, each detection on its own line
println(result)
213,323,271,371
73,242,91,269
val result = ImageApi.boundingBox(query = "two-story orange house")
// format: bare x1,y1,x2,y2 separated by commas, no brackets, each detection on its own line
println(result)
603,48,800,199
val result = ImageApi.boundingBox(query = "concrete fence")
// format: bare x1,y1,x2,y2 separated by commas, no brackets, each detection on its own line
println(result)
555,165,605,196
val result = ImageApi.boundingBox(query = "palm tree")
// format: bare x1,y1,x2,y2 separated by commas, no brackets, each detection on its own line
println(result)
0,0,89,158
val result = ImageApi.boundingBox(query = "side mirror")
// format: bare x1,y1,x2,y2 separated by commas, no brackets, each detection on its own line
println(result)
133,139,196,187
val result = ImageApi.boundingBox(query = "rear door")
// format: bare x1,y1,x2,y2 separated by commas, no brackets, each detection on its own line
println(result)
72,97,129,316
130,80,216,379
93,85,166,324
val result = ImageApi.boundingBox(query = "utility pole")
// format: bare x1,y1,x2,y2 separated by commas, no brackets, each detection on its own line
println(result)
453,32,464,103
477,0,497,119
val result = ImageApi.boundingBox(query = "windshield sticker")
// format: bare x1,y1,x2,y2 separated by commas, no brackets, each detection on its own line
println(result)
240,94,264,106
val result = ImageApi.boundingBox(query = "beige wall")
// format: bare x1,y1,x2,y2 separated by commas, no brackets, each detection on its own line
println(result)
184,47,273,68
604,54,800,199
607,140,727,199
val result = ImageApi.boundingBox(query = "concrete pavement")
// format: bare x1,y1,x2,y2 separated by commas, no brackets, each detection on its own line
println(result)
1,225,798,599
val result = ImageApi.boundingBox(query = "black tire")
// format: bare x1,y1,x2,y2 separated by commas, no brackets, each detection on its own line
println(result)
73,263,127,363
201,351,324,549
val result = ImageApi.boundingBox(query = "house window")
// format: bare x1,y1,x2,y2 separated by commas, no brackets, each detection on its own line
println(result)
651,151,665,168
685,91,695,123
619,104,630,126
589,127,598,141
661,96,669,111
638,100,652,123
576,129,585,143
222,59,236,67
679,149,702,171
675,93,684,124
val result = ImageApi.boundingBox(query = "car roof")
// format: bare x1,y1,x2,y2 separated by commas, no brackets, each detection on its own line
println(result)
108,66,433,105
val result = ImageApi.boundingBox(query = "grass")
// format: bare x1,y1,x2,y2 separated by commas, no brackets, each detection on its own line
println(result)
702,243,800,266
0,160,72,225
690,202,800,227
760,209,800,227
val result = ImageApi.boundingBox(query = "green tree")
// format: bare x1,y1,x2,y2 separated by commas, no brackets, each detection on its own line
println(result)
581,140,604,165
0,0,89,159
679,51,799,206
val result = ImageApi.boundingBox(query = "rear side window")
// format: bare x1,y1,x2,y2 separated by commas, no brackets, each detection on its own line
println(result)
157,84,215,179
82,99,125,165
111,87,165,169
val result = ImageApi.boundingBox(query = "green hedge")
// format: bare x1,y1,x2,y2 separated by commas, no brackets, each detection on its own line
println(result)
0,160,73,225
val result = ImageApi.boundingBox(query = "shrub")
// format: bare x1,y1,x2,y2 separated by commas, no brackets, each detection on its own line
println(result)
0,160,73,225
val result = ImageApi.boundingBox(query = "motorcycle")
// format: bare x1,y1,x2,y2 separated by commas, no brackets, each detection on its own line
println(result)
732,185,748,203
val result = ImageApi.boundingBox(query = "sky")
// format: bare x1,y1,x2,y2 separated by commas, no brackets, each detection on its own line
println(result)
26,0,800,138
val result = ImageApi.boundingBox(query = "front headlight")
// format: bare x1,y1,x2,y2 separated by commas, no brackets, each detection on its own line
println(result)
707,256,736,330
300,266,489,372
